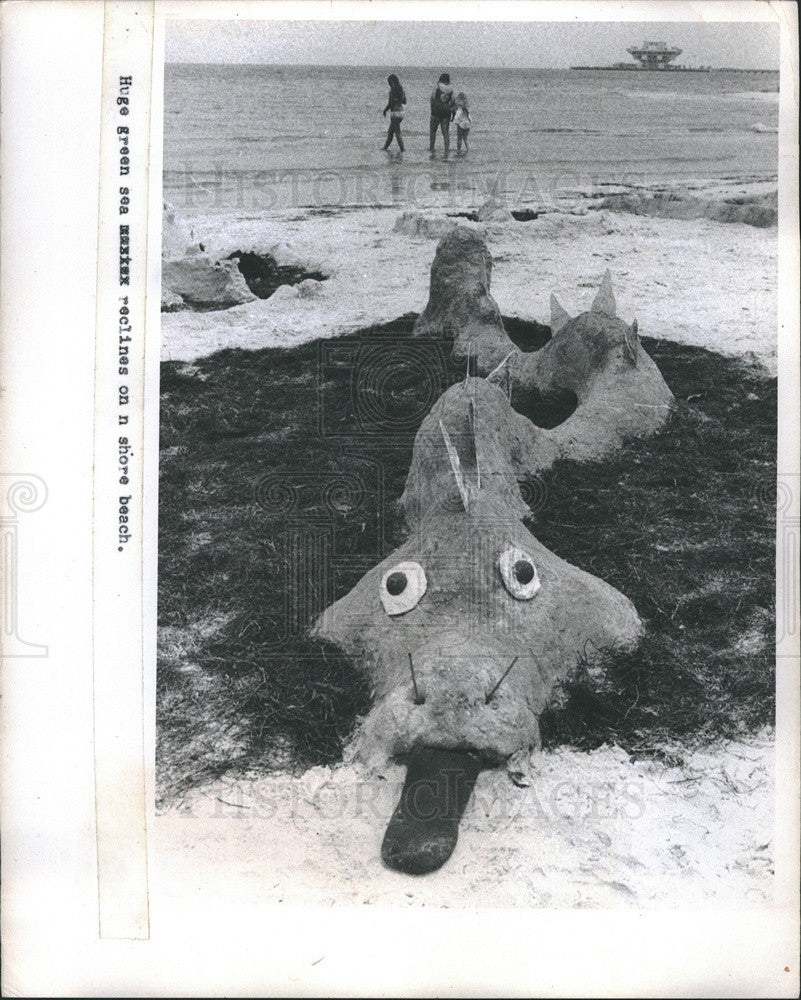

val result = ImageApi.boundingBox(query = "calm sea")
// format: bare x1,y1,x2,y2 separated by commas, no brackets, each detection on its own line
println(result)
163,64,779,216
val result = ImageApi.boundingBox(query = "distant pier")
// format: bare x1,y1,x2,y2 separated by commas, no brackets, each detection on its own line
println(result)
573,40,710,72
571,63,711,72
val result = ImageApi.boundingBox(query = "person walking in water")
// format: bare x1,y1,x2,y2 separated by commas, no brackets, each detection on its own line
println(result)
429,72,455,155
453,92,471,153
382,74,406,152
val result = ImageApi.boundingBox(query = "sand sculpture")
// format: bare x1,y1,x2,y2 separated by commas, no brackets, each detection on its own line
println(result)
161,201,255,311
313,227,674,876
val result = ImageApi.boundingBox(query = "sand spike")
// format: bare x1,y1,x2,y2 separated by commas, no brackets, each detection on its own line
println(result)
624,317,639,364
408,651,422,704
591,269,616,316
485,656,520,703
486,351,515,383
439,419,470,513
468,395,481,490
550,293,572,333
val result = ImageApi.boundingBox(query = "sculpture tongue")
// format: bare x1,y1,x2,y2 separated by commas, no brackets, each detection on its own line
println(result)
381,748,482,875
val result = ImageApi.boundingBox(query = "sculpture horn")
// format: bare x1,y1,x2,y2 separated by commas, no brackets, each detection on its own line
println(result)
486,351,514,383
468,395,481,489
550,293,572,334
591,269,616,316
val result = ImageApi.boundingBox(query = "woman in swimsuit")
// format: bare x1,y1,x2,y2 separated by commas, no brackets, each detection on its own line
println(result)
382,73,406,152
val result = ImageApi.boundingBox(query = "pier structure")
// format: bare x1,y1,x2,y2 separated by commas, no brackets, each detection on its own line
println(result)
571,40,715,72
626,41,683,69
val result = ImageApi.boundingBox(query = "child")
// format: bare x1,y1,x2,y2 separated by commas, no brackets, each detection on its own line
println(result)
382,74,406,152
453,92,471,153
429,72,456,154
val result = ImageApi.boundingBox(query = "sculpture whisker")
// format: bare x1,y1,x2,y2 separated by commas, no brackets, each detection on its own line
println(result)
408,651,423,704
485,656,519,703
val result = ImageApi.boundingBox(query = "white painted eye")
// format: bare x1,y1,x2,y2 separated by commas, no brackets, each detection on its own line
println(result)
499,547,541,600
380,561,427,616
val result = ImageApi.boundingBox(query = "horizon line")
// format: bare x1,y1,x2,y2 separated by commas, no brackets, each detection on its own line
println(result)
165,60,778,72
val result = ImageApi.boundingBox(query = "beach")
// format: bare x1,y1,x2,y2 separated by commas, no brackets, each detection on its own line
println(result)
161,190,778,373
156,732,773,909
162,64,779,369
157,65,779,909
164,63,779,211
162,62,778,371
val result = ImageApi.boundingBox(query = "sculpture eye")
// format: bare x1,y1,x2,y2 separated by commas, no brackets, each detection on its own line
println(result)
499,547,541,600
380,561,427,616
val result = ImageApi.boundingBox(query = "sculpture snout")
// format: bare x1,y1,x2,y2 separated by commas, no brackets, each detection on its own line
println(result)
405,649,500,706
363,645,541,767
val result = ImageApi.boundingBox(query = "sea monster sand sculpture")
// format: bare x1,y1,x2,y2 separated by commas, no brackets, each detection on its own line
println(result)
313,228,674,875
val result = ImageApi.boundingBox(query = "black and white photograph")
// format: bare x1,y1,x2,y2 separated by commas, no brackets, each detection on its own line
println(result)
157,16,783,904
1,2,798,995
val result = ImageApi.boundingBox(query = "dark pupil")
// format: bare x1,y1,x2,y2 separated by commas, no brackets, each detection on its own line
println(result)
386,572,408,596
514,560,535,585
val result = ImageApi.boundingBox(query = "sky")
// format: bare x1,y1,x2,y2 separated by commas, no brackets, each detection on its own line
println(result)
165,18,780,70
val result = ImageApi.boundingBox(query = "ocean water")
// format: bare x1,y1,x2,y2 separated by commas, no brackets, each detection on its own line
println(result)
163,64,779,216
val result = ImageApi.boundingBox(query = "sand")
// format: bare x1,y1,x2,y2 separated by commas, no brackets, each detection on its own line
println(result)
156,196,777,908
160,199,778,375
156,731,774,909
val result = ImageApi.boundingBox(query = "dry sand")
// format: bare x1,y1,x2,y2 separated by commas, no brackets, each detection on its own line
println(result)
156,200,777,908
161,202,778,374
156,731,774,909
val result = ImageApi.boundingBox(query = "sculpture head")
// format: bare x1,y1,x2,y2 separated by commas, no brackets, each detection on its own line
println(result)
523,271,673,457
541,269,643,386
315,496,641,769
